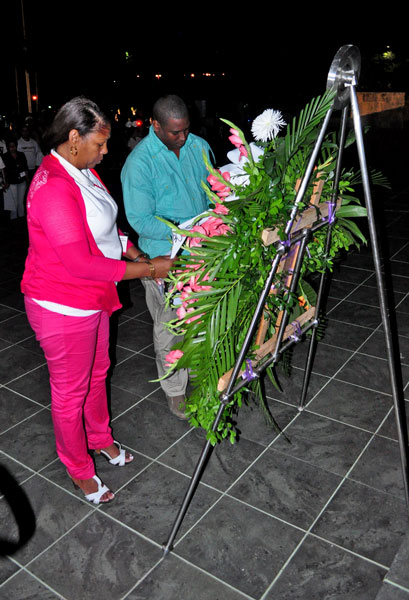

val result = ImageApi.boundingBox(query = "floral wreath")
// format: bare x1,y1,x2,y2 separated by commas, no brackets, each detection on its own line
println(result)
160,91,387,445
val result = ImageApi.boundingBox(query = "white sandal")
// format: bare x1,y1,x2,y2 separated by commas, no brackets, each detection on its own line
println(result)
96,440,133,467
70,474,115,504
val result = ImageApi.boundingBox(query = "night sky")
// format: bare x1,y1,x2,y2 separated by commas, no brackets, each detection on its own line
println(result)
3,2,404,128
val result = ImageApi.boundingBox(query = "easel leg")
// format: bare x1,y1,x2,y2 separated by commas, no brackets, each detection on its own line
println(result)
350,84,409,512
299,105,350,410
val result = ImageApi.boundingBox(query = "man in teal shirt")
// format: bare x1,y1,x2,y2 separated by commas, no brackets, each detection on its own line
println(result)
121,95,212,419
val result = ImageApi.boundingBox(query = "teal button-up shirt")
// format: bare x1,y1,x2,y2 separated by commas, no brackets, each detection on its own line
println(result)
121,126,212,258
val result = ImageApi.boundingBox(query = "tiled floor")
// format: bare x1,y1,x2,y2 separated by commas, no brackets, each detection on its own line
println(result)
0,180,409,599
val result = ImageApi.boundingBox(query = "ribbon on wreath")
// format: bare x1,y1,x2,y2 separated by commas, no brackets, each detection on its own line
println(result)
289,320,303,342
241,359,257,382
326,201,336,225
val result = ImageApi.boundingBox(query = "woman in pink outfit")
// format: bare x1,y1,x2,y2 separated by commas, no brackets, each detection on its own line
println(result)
21,97,172,504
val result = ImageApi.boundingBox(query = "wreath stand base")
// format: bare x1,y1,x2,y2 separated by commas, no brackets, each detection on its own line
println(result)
162,45,409,556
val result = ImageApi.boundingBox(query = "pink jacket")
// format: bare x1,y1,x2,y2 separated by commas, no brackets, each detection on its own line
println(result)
21,154,127,315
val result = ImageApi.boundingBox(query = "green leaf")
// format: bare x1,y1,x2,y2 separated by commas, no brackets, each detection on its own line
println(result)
336,206,367,218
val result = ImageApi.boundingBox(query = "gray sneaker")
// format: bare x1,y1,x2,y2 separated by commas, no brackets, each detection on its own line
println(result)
167,395,188,420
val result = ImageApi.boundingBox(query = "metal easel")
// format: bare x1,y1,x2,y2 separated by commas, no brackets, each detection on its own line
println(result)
162,45,409,556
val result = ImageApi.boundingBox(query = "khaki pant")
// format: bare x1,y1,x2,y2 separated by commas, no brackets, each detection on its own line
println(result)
142,278,188,397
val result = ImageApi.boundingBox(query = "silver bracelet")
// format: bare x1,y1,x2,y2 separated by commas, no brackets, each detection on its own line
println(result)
132,253,149,263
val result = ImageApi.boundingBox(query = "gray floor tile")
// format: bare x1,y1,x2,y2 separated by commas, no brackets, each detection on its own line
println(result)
327,300,383,329
394,311,409,337
0,386,45,433
0,409,56,471
327,279,361,300
229,448,342,529
312,479,408,566
349,435,407,498
28,511,161,600
347,284,405,309
0,559,21,588
128,553,252,600
385,532,409,589
264,534,386,600
0,474,92,566
0,569,61,598
0,346,45,385
5,364,51,406
0,313,35,344
102,461,221,545
336,353,409,395
116,318,154,351
291,341,354,377
175,495,303,598
271,410,372,476
108,384,143,418
397,295,409,314
235,399,299,446
0,454,34,488
308,379,393,431
109,354,160,397
0,338,11,351
0,305,21,322
366,273,409,294
263,367,330,406
358,330,409,364
109,399,191,459
332,265,375,285
375,583,409,599
320,318,374,351
377,403,409,440
160,428,266,491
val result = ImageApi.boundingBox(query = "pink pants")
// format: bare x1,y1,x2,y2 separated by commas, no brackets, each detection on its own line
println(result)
25,297,114,479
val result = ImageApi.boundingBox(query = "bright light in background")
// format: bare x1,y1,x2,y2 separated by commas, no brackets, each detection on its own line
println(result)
382,50,395,61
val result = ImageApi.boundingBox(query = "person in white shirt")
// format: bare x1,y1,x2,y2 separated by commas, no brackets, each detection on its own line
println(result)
17,125,43,179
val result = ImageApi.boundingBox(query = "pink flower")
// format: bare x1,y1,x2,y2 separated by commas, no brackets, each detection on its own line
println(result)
238,145,248,159
214,203,229,215
186,314,202,324
207,171,232,200
217,223,231,235
176,306,186,319
228,128,247,160
202,216,224,236
188,224,207,248
228,128,242,148
189,275,212,292
165,349,184,366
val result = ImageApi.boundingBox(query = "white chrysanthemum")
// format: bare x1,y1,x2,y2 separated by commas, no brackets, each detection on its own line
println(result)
251,109,286,142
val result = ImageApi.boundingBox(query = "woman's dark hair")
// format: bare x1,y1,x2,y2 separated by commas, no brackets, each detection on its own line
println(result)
43,96,109,151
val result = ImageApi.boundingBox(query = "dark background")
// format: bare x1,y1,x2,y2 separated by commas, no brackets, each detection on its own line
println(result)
3,3,406,123
2,2,407,203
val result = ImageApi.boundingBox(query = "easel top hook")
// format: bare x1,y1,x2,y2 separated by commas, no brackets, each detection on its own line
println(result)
327,45,361,109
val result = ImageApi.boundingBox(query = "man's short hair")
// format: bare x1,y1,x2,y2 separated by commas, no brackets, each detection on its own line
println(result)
152,95,189,125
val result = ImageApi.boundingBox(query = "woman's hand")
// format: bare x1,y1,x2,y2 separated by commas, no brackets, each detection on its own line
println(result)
122,256,174,281
151,256,174,279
